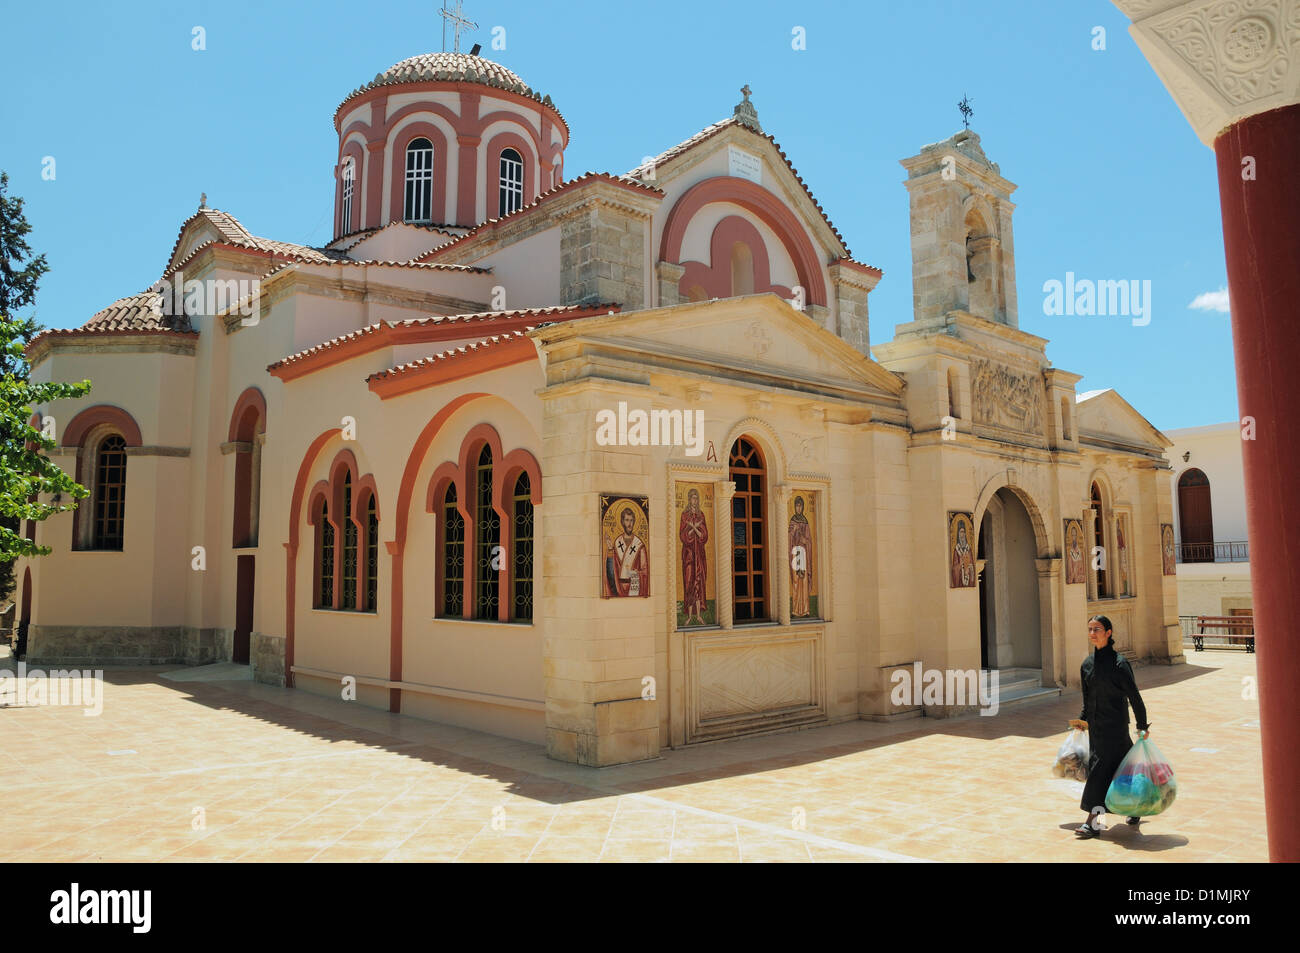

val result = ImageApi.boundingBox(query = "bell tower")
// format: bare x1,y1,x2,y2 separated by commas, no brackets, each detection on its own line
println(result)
900,129,1019,328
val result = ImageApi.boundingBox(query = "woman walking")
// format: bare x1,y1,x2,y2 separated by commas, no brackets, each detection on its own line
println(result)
1068,615,1150,838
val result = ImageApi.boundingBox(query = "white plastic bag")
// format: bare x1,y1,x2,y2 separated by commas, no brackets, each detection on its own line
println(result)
1052,729,1089,780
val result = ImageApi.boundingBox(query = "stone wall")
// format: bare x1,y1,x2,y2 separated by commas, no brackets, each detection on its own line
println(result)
27,625,189,665
24,625,233,666
560,202,647,309
251,631,286,686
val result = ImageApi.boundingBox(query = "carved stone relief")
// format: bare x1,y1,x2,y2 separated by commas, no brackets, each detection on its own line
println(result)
971,359,1045,434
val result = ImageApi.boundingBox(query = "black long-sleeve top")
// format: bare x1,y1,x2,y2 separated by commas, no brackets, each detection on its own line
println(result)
1080,641,1149,734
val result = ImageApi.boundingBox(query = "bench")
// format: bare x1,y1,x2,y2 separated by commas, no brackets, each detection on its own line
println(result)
1194,615,1255,653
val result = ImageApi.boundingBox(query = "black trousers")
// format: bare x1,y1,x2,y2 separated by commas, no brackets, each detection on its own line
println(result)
1080,731,1133,813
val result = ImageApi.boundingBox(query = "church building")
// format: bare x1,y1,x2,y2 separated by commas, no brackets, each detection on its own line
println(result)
17,51,1184,766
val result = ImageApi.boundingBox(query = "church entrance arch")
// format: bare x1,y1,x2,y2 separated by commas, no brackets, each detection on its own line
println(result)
976,487,1042,671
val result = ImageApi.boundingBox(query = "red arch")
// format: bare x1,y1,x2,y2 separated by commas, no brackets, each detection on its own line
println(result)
63,405,142,448
484,130,538,215
285,428,343,686
387,393,491,711
660,177,828,306
388,121,454,225
679,215,795,302
228,387,266,442
335,142,366,237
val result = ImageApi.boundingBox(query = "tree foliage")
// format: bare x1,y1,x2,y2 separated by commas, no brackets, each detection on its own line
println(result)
0,170,91,571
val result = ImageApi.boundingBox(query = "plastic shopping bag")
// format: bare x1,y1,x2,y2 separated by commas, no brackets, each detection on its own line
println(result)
1052,729,1089,781
1105,736,1177,817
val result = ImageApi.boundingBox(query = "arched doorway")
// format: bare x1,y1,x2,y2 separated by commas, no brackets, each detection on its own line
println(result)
17,567,32,659
977,487,1042,670
1177,468,1214,563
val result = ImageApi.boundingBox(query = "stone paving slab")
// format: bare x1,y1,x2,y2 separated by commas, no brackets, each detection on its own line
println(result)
0,651,1267,862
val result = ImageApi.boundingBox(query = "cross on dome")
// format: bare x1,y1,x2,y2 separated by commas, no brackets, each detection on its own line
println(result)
440,0,478,53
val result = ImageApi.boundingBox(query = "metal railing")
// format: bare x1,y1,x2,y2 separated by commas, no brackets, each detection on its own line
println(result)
1177,540,1249,564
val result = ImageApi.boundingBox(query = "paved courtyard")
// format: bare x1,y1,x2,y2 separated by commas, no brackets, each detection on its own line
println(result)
0,648,1266,862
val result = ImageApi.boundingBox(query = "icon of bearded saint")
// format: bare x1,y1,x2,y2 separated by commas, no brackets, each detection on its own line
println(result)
950,518,975,588
604,506,648,597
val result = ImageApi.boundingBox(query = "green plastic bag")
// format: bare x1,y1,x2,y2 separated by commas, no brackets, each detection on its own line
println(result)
1105,736,1176,817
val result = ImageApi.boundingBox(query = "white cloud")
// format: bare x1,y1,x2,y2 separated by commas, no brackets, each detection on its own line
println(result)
1189,287,1230,313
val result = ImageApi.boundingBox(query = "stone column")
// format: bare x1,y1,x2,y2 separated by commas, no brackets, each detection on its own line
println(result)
1036,557,1062,688
717,480,735,629
1113,0,1300,861
657,261,685,309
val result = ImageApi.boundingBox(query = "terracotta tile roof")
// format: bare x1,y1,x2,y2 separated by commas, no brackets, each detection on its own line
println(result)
335,52,567,129
417,173,663,263
26,289,198,357
368,329,533,384
29,290,193,345
365,329,544,398
627,117,853,258
268,303,618,381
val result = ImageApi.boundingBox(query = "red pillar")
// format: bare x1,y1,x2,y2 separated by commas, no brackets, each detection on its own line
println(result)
1214,103,1300,862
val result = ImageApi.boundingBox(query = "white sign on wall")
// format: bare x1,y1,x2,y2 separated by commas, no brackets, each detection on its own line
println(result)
728,146,763,185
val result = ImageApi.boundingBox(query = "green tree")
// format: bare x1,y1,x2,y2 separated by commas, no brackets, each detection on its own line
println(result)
0,170,90,584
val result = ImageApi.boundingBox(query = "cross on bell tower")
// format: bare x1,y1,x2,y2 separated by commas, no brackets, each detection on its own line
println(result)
440,0,478,53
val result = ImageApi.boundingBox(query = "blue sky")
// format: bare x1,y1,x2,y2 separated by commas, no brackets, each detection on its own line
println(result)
4,0,1235,430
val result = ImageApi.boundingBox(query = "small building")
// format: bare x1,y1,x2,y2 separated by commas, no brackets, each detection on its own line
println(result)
1164,421,1252,628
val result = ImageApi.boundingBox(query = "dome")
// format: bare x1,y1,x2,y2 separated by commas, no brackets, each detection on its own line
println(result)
336,52,558,119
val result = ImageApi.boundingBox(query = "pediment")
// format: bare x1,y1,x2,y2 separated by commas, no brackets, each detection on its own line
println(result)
1076,389,1170,451
537,294,903,404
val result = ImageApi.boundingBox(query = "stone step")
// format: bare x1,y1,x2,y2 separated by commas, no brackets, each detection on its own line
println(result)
992,684,1063,710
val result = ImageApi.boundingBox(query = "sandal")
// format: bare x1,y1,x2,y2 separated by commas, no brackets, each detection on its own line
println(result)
1075,823,1100,838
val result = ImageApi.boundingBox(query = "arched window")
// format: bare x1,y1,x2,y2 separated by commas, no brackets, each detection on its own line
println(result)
340,158,355,234
317,500,334,608
474,446,500,620
512,472,534,621
498,148,523,218
1090,482,1108,597
91,434,128,550
729,437,767,622
441,483,465,617
404,138,435,223
364,493,379,611
340,472,357,610
1177,468,1214,563
730,242,755,296
229,394,265,548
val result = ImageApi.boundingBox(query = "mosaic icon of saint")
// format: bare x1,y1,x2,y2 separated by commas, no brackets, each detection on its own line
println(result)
1162,525,1176,576
789,495,813,617
1067,523,1085,584
679,488,709,625
605,507,648,597
950,519,975,588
